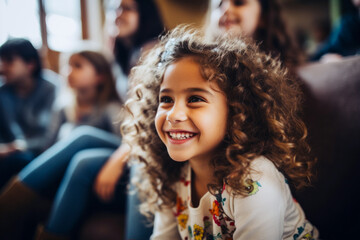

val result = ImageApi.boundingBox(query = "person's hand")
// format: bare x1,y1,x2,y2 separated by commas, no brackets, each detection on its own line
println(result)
94,159,124,202
93,144,130,202
0,143,15,158
0,139,26,158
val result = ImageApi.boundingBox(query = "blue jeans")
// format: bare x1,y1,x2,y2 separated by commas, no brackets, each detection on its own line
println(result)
18,125,153,237
19,126,121,192
18,126,122,234
46,148,126,234
125,164,153,240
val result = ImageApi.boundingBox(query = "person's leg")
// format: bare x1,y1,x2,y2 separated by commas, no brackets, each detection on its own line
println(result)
0,177,51,240
19,126,121,193
125,163,153,240
0,126,120,239
45,148,115,236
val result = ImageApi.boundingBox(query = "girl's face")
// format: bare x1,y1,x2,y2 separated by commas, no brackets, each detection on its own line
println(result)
115,0,140,39
211,0,262,37
155,57,228,163
67,55,101,92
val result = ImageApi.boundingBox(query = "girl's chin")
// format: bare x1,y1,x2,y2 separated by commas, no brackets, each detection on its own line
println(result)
168,153,189,163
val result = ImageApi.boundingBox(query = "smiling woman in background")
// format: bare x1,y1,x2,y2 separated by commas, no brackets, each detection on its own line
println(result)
208,0,304,72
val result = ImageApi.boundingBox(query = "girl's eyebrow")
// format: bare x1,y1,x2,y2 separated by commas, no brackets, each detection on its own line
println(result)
160,87,214,96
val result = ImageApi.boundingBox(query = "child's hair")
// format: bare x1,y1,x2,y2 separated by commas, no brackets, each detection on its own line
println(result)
71,50,121,105
0,38,42,78
123,25,314,214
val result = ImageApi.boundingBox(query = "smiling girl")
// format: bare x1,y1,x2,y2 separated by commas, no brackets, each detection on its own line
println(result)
123,26,318,239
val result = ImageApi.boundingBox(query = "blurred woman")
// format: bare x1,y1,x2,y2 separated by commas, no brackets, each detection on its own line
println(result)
208,0,304,72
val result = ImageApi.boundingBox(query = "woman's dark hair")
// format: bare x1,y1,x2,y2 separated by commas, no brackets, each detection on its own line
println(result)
114,0,164,74
0,38,42,78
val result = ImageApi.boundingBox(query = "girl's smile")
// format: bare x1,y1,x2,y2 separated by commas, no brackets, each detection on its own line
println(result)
167,130,197,142
155,57,228,163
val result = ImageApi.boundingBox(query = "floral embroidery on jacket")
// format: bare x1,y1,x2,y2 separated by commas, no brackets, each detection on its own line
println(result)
178,214,188,230
193,224,204,240
175,196,186,216
245,179,262,196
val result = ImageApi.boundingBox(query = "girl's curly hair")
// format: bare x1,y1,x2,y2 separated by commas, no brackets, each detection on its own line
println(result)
122,25,315,215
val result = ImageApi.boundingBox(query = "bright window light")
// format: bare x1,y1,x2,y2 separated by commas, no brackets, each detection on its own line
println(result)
0,0,42,47
44,0,82,52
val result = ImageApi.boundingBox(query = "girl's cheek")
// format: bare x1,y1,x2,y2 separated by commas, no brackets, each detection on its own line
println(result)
155,110,166,139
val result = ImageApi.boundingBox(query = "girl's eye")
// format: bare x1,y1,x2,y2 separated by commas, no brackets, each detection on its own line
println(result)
160,96,173,103
188,96,205,103
72,62,81,69
233,0,246,6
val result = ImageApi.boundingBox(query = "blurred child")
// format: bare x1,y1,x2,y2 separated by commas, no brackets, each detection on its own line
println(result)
0,38,56,189
123,26,319,239
0,50,122,240
46,50,122,144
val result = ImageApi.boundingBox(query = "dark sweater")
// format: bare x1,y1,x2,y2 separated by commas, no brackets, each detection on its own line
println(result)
0,77,56,154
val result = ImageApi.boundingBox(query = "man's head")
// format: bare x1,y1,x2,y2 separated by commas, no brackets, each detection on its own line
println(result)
0,38,42,83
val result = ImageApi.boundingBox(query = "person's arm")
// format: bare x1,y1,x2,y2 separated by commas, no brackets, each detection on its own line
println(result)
94,143,130,201
150,206,181,240
0,88,26,144
24,82,57,152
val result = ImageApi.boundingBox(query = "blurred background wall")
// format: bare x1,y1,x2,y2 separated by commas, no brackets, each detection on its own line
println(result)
0,0,354,75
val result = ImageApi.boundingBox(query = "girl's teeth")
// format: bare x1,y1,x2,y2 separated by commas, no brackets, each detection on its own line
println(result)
169,132,194,140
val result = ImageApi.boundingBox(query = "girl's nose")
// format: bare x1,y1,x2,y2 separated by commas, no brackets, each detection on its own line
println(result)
116,7,123,17
221,0,232,13
166,103,188,124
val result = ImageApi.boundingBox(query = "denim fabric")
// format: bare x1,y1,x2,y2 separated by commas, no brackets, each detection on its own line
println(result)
46,148,114,234
19,126,121,192
125,163,153,240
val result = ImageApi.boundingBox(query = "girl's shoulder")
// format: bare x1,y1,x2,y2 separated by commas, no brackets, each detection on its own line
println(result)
222,156,288,203
228,156,286,187
220,156,318,240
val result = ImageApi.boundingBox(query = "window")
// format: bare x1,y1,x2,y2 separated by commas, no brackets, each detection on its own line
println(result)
0,0,42,47
44,0,82,52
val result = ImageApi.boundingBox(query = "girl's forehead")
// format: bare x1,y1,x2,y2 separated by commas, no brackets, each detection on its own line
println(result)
69,54,81,63
69,54,89,65
161,57,222,92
